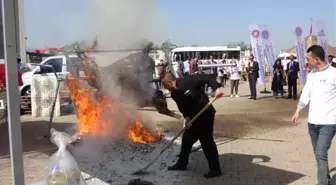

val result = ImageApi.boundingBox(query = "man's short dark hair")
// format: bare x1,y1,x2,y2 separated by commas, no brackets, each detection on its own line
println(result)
161,72,176,83
328,55,334,58
306,45,325,61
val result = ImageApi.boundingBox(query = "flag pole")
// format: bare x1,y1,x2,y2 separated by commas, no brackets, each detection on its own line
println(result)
310,18,313,35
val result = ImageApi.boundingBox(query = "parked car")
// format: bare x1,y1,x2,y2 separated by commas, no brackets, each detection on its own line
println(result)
20,55,82,96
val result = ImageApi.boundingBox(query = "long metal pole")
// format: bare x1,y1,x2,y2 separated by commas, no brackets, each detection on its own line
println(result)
2,0,25,184
17,0,26,63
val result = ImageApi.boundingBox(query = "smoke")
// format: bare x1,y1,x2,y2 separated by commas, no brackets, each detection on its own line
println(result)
86,0,168,66
69,0,169,151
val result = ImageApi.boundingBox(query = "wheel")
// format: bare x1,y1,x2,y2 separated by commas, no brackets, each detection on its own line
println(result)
21,85,31,96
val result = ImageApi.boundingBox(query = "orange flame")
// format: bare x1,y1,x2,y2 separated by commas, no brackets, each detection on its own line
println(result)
64,74,161,144
127,120,162,144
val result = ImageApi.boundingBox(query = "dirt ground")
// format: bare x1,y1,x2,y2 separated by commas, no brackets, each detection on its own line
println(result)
0,81,335,185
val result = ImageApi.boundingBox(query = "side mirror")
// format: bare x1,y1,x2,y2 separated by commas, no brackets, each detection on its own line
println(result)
34,66,41,74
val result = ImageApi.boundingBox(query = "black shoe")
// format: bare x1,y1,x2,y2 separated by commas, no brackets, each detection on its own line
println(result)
167,164,187,171
293,97,297,100
203,170,222,178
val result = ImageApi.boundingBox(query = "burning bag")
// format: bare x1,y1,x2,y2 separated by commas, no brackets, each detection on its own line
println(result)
46,128,86,185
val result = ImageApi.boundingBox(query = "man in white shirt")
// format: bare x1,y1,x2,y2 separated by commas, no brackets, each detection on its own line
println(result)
183,58,190,76
291,45,336,185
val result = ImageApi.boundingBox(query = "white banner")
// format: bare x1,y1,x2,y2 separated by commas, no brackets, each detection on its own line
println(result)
315,20,328,61
249,24,266,84
293,25,307,84
259,25,276,79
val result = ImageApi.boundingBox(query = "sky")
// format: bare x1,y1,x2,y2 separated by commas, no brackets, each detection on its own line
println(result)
24,0,336,52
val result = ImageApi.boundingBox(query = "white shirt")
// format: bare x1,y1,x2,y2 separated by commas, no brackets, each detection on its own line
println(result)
237,61,242,72
172,61,180,78
299,64,336,125
217,67,226,77
229,66,240,80
183,60,190,73
154,67,159,79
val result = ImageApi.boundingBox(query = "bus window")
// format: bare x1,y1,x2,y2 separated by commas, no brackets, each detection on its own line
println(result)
228,51,240,59
223,51,228,59
199,51,206,60
216,51,222,60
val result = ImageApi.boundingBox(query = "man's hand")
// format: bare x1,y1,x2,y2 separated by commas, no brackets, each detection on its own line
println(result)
291,111,299,125
215,88,224,98
184,117,192,129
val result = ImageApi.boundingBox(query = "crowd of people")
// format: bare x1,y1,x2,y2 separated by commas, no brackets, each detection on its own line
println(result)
153,55,242,98
153,52,336,101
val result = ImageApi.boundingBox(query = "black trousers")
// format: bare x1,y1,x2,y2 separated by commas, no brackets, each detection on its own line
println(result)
287,75,297,98
176,112,220,171
248,73,257,98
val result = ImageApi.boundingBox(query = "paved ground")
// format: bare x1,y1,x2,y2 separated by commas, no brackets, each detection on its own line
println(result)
0,80,335,185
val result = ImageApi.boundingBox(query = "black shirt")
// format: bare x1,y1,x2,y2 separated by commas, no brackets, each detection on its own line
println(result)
171,74,221,118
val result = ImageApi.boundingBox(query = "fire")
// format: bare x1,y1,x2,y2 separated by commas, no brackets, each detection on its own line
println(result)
64,74,162,143
127,120,162,144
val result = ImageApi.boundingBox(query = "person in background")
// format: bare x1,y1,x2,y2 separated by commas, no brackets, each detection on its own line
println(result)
286,55,300,100
271,59,285,99
241,58,248,81
163,59,168,69
229,60,240,98
222,60,228,86
203,55,217,96
292,45,336,185
177,56,184,78
153,63,160,90
191,57,199,75
183,58,190,76
328,55,336,68
246,55,259,100
17,57,22,71
217,62,225,87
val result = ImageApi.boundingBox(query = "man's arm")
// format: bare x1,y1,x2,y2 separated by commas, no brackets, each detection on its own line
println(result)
295,62,300,72
294,74,311,113
253,62,259,72
189,74,221,91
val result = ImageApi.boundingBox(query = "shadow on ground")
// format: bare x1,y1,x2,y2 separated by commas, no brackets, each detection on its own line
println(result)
328,167,336,184
187,152,305,185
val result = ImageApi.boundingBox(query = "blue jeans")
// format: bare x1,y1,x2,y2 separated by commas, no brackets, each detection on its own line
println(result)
154,82,160,90
308,123,336,185
272,90,283,97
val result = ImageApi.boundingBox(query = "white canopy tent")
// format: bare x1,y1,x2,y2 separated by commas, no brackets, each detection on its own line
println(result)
1,0,26,184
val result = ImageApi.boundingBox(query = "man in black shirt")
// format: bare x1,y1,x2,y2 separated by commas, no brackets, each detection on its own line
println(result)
161,72,223,178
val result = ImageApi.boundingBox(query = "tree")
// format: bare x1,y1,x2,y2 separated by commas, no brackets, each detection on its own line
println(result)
236,41,250,51
227,42,238,47
161,40,177,50
227,41,251,50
